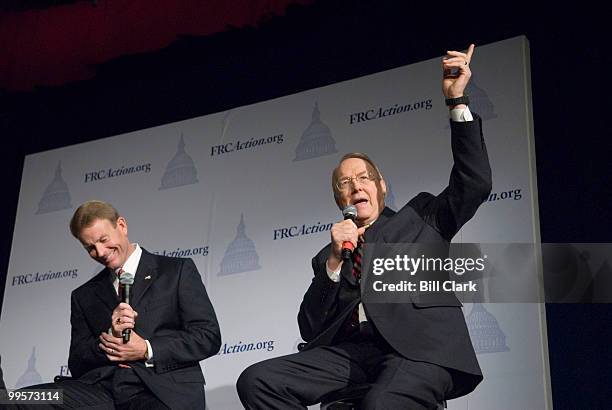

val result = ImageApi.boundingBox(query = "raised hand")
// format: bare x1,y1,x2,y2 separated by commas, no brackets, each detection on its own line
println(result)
442,43,475,99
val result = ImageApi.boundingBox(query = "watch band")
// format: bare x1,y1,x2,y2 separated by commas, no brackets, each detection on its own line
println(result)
445,95,470,106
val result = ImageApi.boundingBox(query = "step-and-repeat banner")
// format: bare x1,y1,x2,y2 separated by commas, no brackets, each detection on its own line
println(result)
0,36,551,409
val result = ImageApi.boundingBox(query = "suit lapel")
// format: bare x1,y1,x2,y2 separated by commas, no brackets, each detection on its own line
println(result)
92,269,119,311
130,249,158,309
363,207,393,241
359,207,395,283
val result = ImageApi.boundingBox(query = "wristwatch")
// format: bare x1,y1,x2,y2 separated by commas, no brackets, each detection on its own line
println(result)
445,95,470,106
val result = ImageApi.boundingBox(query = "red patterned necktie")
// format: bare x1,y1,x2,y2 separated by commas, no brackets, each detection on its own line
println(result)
116,267,124,297
349,235,365,326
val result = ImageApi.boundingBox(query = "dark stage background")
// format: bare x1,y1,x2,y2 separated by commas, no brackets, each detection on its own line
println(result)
0,1,610,408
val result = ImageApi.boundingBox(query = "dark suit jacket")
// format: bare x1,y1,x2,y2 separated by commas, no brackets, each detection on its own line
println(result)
68,249,221,409
298,115,492,399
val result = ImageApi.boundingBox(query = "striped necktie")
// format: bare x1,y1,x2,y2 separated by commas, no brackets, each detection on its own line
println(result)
116,267,124,298
349,235,365,326
352,235,365,282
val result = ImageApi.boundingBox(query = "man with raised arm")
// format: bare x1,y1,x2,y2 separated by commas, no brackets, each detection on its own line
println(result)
237,44,491,409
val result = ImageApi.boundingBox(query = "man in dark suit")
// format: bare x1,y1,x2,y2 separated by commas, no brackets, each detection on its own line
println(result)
21,200,220,409
237,44,491,409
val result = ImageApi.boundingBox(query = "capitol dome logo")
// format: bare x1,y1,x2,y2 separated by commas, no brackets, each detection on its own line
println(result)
36,161,72,214
466,303,510,354
219,214,261,275
15,347,43,389
160,134,199,190
294,102,338,161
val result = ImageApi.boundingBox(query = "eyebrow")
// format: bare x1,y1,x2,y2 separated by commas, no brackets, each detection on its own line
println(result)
339,170,370,179
82,235,108,248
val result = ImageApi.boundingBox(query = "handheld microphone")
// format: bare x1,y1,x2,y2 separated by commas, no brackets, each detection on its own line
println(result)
119,272,135,344
341,205,358,261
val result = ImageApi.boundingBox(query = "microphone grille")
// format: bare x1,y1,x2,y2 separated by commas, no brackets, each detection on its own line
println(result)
119,271,135,285
342,205,357,220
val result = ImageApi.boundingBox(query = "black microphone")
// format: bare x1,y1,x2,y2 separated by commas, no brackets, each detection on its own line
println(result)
341,205,358,261
119,272,135,344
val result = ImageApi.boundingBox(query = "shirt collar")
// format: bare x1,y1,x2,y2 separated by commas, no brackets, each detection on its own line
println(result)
362,218,377,229
113,243,142,278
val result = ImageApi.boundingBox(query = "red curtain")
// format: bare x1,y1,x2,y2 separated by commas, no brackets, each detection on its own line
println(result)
0,0,311,91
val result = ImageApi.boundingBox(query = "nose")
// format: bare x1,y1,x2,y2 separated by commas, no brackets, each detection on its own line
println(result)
349,177,365,191
91,243,105,258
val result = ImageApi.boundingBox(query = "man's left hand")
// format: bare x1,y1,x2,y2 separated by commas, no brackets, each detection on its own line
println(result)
442,43,475,98
99,330,147,363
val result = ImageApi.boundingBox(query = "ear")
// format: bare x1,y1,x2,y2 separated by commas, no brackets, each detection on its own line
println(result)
116,216,128,234
380,178,387,198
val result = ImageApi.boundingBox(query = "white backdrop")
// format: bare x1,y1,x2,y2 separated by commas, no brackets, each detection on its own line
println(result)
0,36,551,409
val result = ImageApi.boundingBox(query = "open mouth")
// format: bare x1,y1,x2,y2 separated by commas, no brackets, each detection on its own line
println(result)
352,198,368,207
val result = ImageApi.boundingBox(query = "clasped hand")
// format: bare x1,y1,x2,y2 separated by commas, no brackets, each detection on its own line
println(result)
99,302,147,363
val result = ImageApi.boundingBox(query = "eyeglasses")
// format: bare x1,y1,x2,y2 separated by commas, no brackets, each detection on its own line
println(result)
335,172,379,191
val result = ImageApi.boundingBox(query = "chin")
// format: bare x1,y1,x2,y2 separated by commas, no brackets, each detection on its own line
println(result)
356,209,372,220
356,216,371,225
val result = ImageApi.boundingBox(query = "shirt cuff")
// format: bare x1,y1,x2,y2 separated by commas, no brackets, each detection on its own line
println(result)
450,105,473,122
326,260,342,282
145,340,154,367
